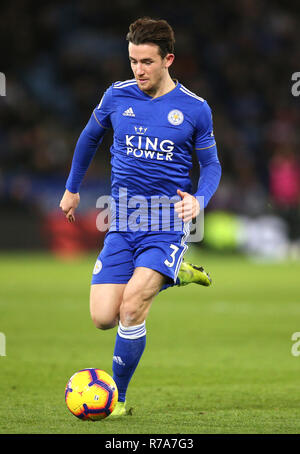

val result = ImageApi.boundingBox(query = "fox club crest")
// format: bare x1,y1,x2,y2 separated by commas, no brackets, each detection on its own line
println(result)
168,109,184,125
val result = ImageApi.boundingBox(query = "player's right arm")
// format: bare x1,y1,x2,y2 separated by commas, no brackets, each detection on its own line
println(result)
59,86,114,222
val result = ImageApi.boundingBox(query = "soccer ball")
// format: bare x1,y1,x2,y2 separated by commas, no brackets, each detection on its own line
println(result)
65,368,118,420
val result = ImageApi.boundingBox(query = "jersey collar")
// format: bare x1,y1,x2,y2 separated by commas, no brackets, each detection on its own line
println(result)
136,79,180,101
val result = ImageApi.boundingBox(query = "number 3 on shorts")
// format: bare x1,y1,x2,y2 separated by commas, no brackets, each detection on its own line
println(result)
164,244,179,268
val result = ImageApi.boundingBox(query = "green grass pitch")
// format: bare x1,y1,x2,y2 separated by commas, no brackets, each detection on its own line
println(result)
0,248,300,434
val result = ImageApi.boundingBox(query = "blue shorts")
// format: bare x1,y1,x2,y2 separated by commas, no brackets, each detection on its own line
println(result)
91,228,189,285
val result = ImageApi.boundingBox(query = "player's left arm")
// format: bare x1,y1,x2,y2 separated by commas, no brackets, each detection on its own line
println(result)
175,101,221,222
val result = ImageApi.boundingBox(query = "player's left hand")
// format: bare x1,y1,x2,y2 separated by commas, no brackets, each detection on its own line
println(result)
174,189,200,223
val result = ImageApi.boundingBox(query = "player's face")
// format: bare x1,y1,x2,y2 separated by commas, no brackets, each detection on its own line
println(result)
128,42,174,96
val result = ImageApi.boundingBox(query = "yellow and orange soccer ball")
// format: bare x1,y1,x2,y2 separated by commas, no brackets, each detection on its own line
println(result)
65,368,118,420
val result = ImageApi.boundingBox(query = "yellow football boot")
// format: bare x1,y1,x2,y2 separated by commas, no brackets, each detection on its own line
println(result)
178,260,212,287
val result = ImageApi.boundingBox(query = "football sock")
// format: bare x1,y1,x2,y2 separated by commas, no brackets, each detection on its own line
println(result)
160,278,178,292
160,272,180,292
112,321,146,402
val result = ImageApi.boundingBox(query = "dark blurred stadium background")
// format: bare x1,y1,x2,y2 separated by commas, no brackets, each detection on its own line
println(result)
0,0,299,260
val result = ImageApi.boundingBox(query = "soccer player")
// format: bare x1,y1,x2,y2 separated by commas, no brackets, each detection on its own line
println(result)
59,17,221,416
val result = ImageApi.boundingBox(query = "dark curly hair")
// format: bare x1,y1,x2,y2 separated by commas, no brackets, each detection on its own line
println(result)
126,17,175,59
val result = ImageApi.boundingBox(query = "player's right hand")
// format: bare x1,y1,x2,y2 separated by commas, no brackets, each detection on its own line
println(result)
59,189,80,223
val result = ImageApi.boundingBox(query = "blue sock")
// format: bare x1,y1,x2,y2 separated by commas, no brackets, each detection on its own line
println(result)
112,321,146,402
160,277,178,292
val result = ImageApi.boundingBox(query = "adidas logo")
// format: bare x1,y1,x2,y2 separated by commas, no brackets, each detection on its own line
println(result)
113,355,126,366
123,107,135,117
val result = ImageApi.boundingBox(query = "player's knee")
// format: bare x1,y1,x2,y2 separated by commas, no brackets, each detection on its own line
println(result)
119,305,139,326
90,288,120,330
90,312,118,330
120,291,148,326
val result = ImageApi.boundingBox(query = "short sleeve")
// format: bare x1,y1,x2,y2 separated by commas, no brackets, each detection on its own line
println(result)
194,101,216,151
93,85,114,129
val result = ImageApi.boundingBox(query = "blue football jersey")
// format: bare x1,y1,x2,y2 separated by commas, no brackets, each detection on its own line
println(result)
93,79,216,202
